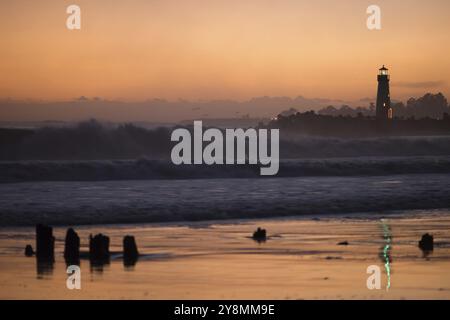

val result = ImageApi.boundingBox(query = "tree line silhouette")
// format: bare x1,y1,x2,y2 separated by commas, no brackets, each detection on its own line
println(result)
315,93,449,119
269,93,450,136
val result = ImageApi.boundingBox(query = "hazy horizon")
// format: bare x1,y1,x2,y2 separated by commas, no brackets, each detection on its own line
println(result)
2,92,445,123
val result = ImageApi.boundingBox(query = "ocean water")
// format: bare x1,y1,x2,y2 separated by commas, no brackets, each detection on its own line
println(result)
1,173,450,226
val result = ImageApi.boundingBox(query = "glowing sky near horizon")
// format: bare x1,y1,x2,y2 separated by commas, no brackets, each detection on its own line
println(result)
0,0,449,102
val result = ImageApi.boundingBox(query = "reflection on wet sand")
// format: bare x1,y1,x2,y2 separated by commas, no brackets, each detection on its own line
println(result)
37,255,136,278
90,259,110,274
36,252,140,277
36,260,54,279
380,220,392,291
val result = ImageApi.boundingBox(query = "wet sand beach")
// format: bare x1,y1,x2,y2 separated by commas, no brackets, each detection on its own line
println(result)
1,209,450,299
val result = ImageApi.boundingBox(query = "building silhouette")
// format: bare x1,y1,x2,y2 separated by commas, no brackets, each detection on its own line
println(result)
376,65,393,120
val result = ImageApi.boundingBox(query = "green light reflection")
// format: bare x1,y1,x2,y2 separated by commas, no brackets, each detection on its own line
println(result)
381,220,392,291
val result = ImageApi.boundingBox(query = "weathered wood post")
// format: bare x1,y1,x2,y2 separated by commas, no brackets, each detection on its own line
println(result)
35,224,55,262
123,235,139,266
89,233,110,265
24,244,34,257
64,228,80,264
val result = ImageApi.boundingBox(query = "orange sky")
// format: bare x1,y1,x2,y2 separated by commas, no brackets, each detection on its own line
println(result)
0,0,449,102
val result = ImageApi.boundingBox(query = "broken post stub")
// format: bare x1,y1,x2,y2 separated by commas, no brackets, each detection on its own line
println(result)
35,224,55,262
252,227,267,242
89,233,110,264
419,233,434,251
123,235,139,266
24,244,34,257
64,228,80,265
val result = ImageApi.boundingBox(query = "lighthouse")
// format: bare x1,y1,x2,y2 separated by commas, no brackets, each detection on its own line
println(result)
376,65,393,120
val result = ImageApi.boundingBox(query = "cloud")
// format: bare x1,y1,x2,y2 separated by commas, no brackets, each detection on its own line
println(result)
393,81,446,89
359,97,375,103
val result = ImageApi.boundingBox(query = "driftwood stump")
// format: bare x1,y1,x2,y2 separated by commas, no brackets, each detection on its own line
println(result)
89,233,110,264
64,228,80,264
123,235,139,266
36,224,55,262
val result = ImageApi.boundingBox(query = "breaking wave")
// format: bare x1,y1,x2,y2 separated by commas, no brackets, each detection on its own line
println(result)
1,156,450,182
